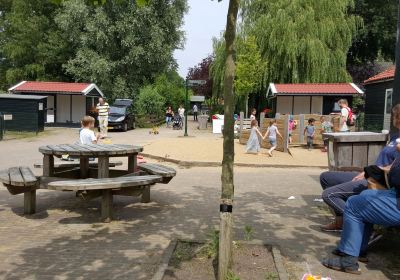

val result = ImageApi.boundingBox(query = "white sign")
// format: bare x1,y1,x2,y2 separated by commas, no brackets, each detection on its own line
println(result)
3,114,12,121
38,103,43,111
187,80,207,86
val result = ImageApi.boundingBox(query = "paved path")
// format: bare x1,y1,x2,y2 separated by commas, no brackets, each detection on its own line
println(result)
0,126,398,279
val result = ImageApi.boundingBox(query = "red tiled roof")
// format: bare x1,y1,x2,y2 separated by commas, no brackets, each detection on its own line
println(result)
9,81,91,93
271,83,363,95
364,67,395,84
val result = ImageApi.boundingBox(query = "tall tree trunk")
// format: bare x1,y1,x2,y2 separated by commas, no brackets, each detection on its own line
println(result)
392,0,400,131
218,0,240,279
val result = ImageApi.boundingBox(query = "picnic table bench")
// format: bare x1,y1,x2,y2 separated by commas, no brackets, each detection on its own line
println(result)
0,166,39,214
0,144,177,222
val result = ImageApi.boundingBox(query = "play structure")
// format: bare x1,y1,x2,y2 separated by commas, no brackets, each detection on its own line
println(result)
239,113,345,152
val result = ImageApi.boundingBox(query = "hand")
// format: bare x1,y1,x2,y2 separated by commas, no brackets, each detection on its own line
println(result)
352,172,365,182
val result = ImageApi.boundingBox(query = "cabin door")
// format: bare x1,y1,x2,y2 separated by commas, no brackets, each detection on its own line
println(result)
383,89,393,130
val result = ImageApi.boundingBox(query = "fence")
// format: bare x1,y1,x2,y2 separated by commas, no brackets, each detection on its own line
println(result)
356,113,386,132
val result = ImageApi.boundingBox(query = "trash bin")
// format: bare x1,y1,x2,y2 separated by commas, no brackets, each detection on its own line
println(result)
198,115,209,130
325,132,389,171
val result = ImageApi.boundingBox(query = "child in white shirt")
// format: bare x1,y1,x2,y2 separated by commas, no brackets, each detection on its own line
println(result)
80,116,100,144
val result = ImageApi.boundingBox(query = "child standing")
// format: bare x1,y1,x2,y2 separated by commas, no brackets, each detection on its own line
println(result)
250,108,257,120
80,116,100,144
320,116,333,152
246,119,263,154
264,119,283,157
304,118,316,151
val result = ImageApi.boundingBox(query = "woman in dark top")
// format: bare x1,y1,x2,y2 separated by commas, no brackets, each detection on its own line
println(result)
165,106,174,128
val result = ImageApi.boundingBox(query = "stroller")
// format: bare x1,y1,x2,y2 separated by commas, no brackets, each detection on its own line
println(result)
173,114,183,130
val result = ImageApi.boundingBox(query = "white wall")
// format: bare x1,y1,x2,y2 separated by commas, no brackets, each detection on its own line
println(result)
47,95,54,123
71,95,86,123
57,95,70,123
276,96,293,114
311,96,323,114
293,96,310,115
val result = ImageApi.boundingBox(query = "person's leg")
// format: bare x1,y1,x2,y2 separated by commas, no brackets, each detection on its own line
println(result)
338,189,400,256
103,117,108,137
319,171,359,190
99,117,106,137
321,179,367,231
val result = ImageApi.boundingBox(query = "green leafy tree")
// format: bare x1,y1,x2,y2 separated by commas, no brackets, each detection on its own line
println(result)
154,70,187,111
241,0,359,83
235,35,266,112
56,0,187,100
136,85,165,117
0,0,72,88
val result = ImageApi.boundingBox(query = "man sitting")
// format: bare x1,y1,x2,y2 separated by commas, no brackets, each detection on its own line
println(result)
319,104,400,232
322,156,400,275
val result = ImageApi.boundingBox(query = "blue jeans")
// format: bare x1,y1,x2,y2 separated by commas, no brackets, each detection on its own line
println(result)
320,171,368,216
338,189,400,257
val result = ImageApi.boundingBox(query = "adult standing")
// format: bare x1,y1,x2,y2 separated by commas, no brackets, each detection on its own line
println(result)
96,97,110,139
338,99,350,132
178,105,185,124
165,106,173,127
193,104,198,121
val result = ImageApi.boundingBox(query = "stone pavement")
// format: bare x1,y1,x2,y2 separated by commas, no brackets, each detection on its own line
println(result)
0,126,398,279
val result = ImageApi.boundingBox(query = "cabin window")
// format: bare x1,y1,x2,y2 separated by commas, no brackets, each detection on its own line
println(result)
385,89,393,114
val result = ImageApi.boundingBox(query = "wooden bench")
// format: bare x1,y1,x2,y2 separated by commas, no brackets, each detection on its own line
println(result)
47,175,163,222
0,167,38,214
138,163,177,183
33,161,123,170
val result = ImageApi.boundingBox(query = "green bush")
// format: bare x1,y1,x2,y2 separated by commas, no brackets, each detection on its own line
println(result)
136,85,165,117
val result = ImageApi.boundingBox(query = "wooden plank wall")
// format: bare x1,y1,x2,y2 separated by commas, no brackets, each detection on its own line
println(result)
239,114,347,149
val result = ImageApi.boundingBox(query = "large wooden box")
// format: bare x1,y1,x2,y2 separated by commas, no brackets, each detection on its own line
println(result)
325,132,389,171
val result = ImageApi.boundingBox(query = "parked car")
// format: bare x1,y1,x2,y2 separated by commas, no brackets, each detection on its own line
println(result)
108,99,136,132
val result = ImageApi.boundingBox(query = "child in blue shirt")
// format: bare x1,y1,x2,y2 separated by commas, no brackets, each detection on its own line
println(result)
304,118,316,151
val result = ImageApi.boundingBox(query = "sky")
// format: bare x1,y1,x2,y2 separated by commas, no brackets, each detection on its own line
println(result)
174,0,229,78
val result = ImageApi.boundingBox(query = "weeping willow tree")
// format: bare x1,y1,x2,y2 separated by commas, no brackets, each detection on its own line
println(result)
241,0,360,83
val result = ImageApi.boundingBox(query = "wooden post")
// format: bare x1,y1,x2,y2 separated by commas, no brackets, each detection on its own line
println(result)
141,186,151,203
98,156,111,222
101,189,113,222
80,157,89,179
97,156,109,179
219,199,233,280
239,111,244,132
299,114,305,144
283,114,289,153
260,112,265,127
43,155,54,177
24,190,36,214
128,154,137,173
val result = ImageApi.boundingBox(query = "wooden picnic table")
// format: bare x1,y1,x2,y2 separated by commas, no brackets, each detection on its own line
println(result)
38,144,143,179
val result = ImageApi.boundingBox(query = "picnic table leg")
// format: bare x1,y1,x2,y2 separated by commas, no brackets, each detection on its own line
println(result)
80,157,89,179
43,155,54,177
101,189,113,222
128,154,137,173
24,190,36,214
141,185,151,203
98,156,109,178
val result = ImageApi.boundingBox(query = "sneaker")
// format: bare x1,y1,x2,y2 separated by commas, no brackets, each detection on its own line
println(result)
322,255,361,275
332,248,369,263
268,151,273,157
320,221,342,232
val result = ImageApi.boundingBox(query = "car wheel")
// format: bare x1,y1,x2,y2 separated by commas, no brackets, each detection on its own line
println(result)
123,123,128,132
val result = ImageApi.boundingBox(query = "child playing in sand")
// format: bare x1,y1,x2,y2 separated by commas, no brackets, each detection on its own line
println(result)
304,118,316,151
80,116,100,144
246,119,263,154
264,119,282,157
